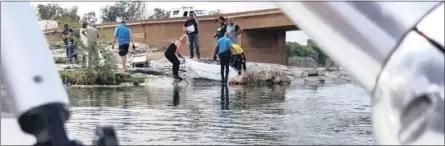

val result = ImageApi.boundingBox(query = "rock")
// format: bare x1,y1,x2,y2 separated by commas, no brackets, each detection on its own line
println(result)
229,69,291,85
151,48,160,52
56,64,82,70
326,67,339,72
308,69,319,77
127,68,166,76
230,75,247,85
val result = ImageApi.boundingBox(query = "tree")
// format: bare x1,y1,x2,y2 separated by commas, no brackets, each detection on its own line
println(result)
148,8,170,19
59,6,80,22
101,5,120,22
36,3,81,28
286,41,319,61
36,3,64,20
81,11,98,24
55,6,81,28
119,1,147,21
307,39,328,66
100,1,147,22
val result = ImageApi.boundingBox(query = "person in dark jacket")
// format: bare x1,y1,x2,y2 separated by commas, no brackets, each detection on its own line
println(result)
213,16,228,40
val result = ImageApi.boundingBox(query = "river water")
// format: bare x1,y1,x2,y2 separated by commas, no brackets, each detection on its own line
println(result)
62,83,375,145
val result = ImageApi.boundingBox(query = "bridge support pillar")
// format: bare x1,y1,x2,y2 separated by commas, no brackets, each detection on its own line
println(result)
240,28,288,65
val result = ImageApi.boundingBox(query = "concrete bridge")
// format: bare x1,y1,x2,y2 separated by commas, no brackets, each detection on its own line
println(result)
43,8,298,65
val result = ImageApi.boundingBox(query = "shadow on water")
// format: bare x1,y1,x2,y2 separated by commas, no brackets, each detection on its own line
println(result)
63,83,374,145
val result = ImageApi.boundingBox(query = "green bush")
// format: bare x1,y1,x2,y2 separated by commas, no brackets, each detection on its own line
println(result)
286,39,329,66
57,37,146,86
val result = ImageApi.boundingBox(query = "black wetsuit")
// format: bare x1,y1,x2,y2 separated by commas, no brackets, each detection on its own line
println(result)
219,50,231,82
164,41,180,78
232,53,246,75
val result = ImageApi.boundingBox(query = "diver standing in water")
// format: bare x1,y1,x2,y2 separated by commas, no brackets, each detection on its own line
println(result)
215,33,235,83
165,34,187,81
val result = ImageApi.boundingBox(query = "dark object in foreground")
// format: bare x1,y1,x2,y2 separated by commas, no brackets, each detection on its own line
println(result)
92,125,119,146
23,103,119,146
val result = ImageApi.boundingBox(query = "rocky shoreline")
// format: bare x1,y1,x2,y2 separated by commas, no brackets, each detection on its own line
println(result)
49,41,352,87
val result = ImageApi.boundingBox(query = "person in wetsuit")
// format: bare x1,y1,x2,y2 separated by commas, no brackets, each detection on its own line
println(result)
165,34,187,81
215,33,235,83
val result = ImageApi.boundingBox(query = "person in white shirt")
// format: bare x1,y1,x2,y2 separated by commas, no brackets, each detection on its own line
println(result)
183,12,200,59
81,22,100,69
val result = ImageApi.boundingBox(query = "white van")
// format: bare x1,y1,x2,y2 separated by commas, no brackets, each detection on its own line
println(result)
169,6,210,18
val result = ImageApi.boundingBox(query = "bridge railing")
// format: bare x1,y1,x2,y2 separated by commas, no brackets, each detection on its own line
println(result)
42,8,283,33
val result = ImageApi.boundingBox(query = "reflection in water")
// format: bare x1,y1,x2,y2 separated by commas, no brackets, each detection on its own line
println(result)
61,83,374,145
169,85,180,106
220,85,230,110
120,91,132,129
122,91,131,109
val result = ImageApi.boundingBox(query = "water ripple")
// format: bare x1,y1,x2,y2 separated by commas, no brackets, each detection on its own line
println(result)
64,83,375,145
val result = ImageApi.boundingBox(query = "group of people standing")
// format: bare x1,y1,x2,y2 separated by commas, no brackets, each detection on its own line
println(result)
213,16,247,83
60,21,135,72
165,12,247,83
58,12,247,83
60,24,77,63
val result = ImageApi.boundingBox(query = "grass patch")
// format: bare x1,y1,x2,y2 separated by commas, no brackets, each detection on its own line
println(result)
59,70,145,86
54,36,145,86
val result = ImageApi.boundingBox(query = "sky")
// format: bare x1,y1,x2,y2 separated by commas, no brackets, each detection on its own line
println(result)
30,2,309,44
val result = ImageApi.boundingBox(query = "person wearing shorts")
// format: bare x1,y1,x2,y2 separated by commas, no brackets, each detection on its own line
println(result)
113,21,135,72
214,33,235,83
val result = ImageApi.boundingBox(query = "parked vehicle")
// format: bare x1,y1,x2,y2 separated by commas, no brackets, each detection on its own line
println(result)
169,6,210,18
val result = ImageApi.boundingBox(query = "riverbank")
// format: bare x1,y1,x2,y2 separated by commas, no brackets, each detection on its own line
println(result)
49,41,351,87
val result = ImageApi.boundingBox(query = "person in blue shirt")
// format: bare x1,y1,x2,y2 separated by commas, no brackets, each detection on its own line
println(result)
214,33,235,83
113,21,136,72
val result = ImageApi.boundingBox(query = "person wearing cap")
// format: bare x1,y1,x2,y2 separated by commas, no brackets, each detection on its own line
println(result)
81,22,100,69
113,21,136,72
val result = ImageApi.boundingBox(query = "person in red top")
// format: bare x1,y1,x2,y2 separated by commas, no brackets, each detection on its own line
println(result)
164,34,187,81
